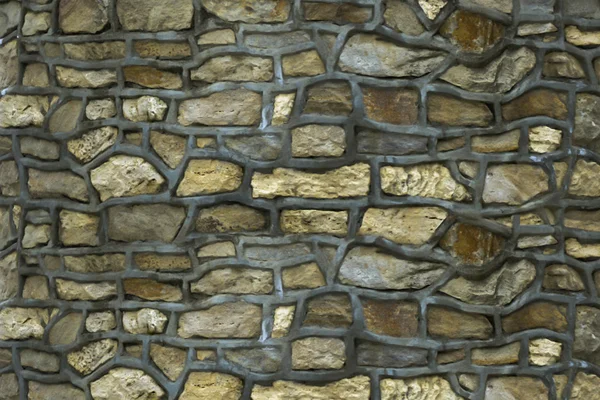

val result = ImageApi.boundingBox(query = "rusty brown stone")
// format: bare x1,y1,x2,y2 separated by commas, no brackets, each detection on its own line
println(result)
428,306,493,339
440,10,504,53
362,87,418,125
303,293,353,329
123,278,182,302
502,302,568,333
123,66,182,89
303,2,372,23
502,89,568,121
428,94,493,127
362,298,419,337
440,223,505,267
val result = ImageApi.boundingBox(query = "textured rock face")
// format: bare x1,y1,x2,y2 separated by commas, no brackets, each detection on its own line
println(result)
0,308,48,340
280,209,348,236
484,377,548,400
59,0,109,33
28,169,89,202
363,87,418,125
107,204,186,242
574,93,600,152
440,10,504,53
91,368,165,400
428,94,493,127
363,299,419,337
304,294,352,328
357,341,427,368
178,302,262,338
0,95,49,128
574,306,600,364
428,307,492,339
177,159,243,196
292,337,346,370
192,55,273,82
502,302,568,333
483,164,549,205
28,382,85,400
252,376,371,400
191,268,273,295
291,125,345,157
180,372,243,400
440,223,505,269
179,89,262,126
123,309,167,334
195,204,267,233
201,0,290,23
502,89,568,121
117,0,193,31
67,339,117,375
123,96,167,121
380,376,463,400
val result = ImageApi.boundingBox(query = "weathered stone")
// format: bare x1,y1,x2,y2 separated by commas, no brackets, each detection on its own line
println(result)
363,87,418,125
192,55,273,83
483,164,549,204
357,129,428,155
440,10,504,53
195,204,267,233
566,26,600,46
28,382,85,400
381,163,470,201
22,12,51,35
49,312,82,345
148,132,186,168
472,342,520,365
180,372,242,400
68,339,117,375
303,82,352,117
565,209,600,233
304,293,352,328
384,0,425,36
65,254,126,273
177,159,243,196
357,341,427,368
91,155,165,201
282,50,325,77
22,224,51,248
518,22,557,36
252,163,369,199
440,47,536,93
224,347,282,373
529,126,562,153
303,2,371,23
124,278,182,301
225,134,283,161
178,302,262,338
0,2,20,37
280,209,348,236
23,63,49,87
197,241,236,258
64,42,126,60
91,368,165,400
502,88,568,121
569,159,600,197
544,52,585,78
0,161,19,196
245,31,309,49
573,94,600,153
0,95,49,128
502,302,568,333
272,305,295,338
86,311,116,332
150,344,186,381
573,306,600,364
428,306,492,339
272,93,295,125
201,0,290,23
59,210,99,246
48,99,82,133
380,376,462,400
428,94,493,127
518,234,557,248
28,169,89,202
191,268,273,295
292,337,346,370
440,222,505,269
20,137,59,160
117,0,193,31
359,207,447,245
339,33,445,78
0,308,48,340
59,0,109,33
179,89,262,126
363,298,418,337
135,253,191,271
252,376,371,400
566,238,600,259
196,137,216,149
123,309,167,334
245,243,311,262
282,262,325,289
20,349,60,372
441,259,535,305
529,338,561,366
134,40,191,59
124,66,182,89
56,279,117,301
543,264,585,291
484,377,548,400
108,204,185,242
0,252,17,301
56,67,117,88
123,96,167,122
198,29,236,45
0,41,17,89
472,130,520,153
23,276,49,300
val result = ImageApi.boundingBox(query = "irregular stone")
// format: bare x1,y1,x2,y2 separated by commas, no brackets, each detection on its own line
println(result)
428,94,493,127
484,377,548,400
418,0,447,19
123,309,167,334
573,306,600,364
0,252,17,301
22,12,51,35
124,278,182,301
282,50,325,77
440,47,536,93
573,94,600,152
437,349,466,364
359,207,447,245
339,33,445,78
303,2,371,23
502,302,568,333
362,87,418,125
384,0,425,36
472,342,520,365
91,155,165,201
20,349,60,372
0,161,19,196
566,238,600,259
569,159,600,197
123,96,167,122
197,242,236,258
148,131,186,168
56,279,117,301
20,137,59,160
179,89,262,126
570,372,600,399
362,298,418,337
29,169,89,202
290,125,346,158
23,63,49,87
91,368,165,400
49,312,82,345
65,254,126,273
124,66,182,89
150,344,186,381
517,22,557,36
566,26,600,46
0,2,20,37
544,52,585,78
565,209,600,233
381,376,462,400
0,95,49,128
117,0,193,31
245,243,311,262
64,42,126,60
529,126,562,153
68,339,117,375
272,305,295,338
428,306,492,339
191,268,272,295
520,0,555,13
543,264,585,291
195,204,267,233
224,347,281,373
23,276,49,300
472,130,520,153
134,40,191,59
178,302,262,338
244,31,309,49
201,0,290,23
483,164,549,204
440,10,504,53
357,129,427,155
304,81,353,116
56,67,117,88
272,93,295,125
357,341,427,368
441,259,535,305
135,253,191,272
22,224,50,248
252,163,369,199
280,209,348,236
198,28,236,45
192,55,272,83
0,308,48,340
0,41,18,89
252,376,371,400
59,0,109,33
225,134,282,161
28,382,84,400
292,337,345,370
177,159,243,196
518,234,557,248
48,99,82,133
440,222,505,269
180,372,242,400
282,262,325,289
529,338,561,366
59,210,99,246
86,311,116,332
502,88,568,121
304,293,352,328
108,203,184,243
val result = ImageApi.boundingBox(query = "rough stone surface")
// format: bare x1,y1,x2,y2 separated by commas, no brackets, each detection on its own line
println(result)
502,302,568,333
195,204,267,233
0,308,48,340
428,306,492,339
363,299,419,337
304,294,353,329
0,95,49,128
192,55,273,83
67,339,118,375
502,89,568,121
483,164,549,205
91,368,165,400
28,382,84,400
363,87,418,125
28,169,89,202
252,376,371,400
59,210,100,246
180,372,242,400
201,0,290,23
292,337,346,370
384,0,425,36
484,377,548,400
179,89,262,126
107,204,186,242
440,10,504,53
573,306,600,364
64,42,126,60
544,52,585,78
177,159,243,196
59,0,109,33
150,344,186,381
191,267,273,295
123,96,167,122
280,209,348,236
123,309,167,334
428,94,493,127
380,376,462,400
178,302,262,338
117,0,193,31
291,125,345,157
574,94,600,153
56,67,117,88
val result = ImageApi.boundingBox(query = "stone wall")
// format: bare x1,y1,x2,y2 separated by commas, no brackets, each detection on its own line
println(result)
1,0,600,398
